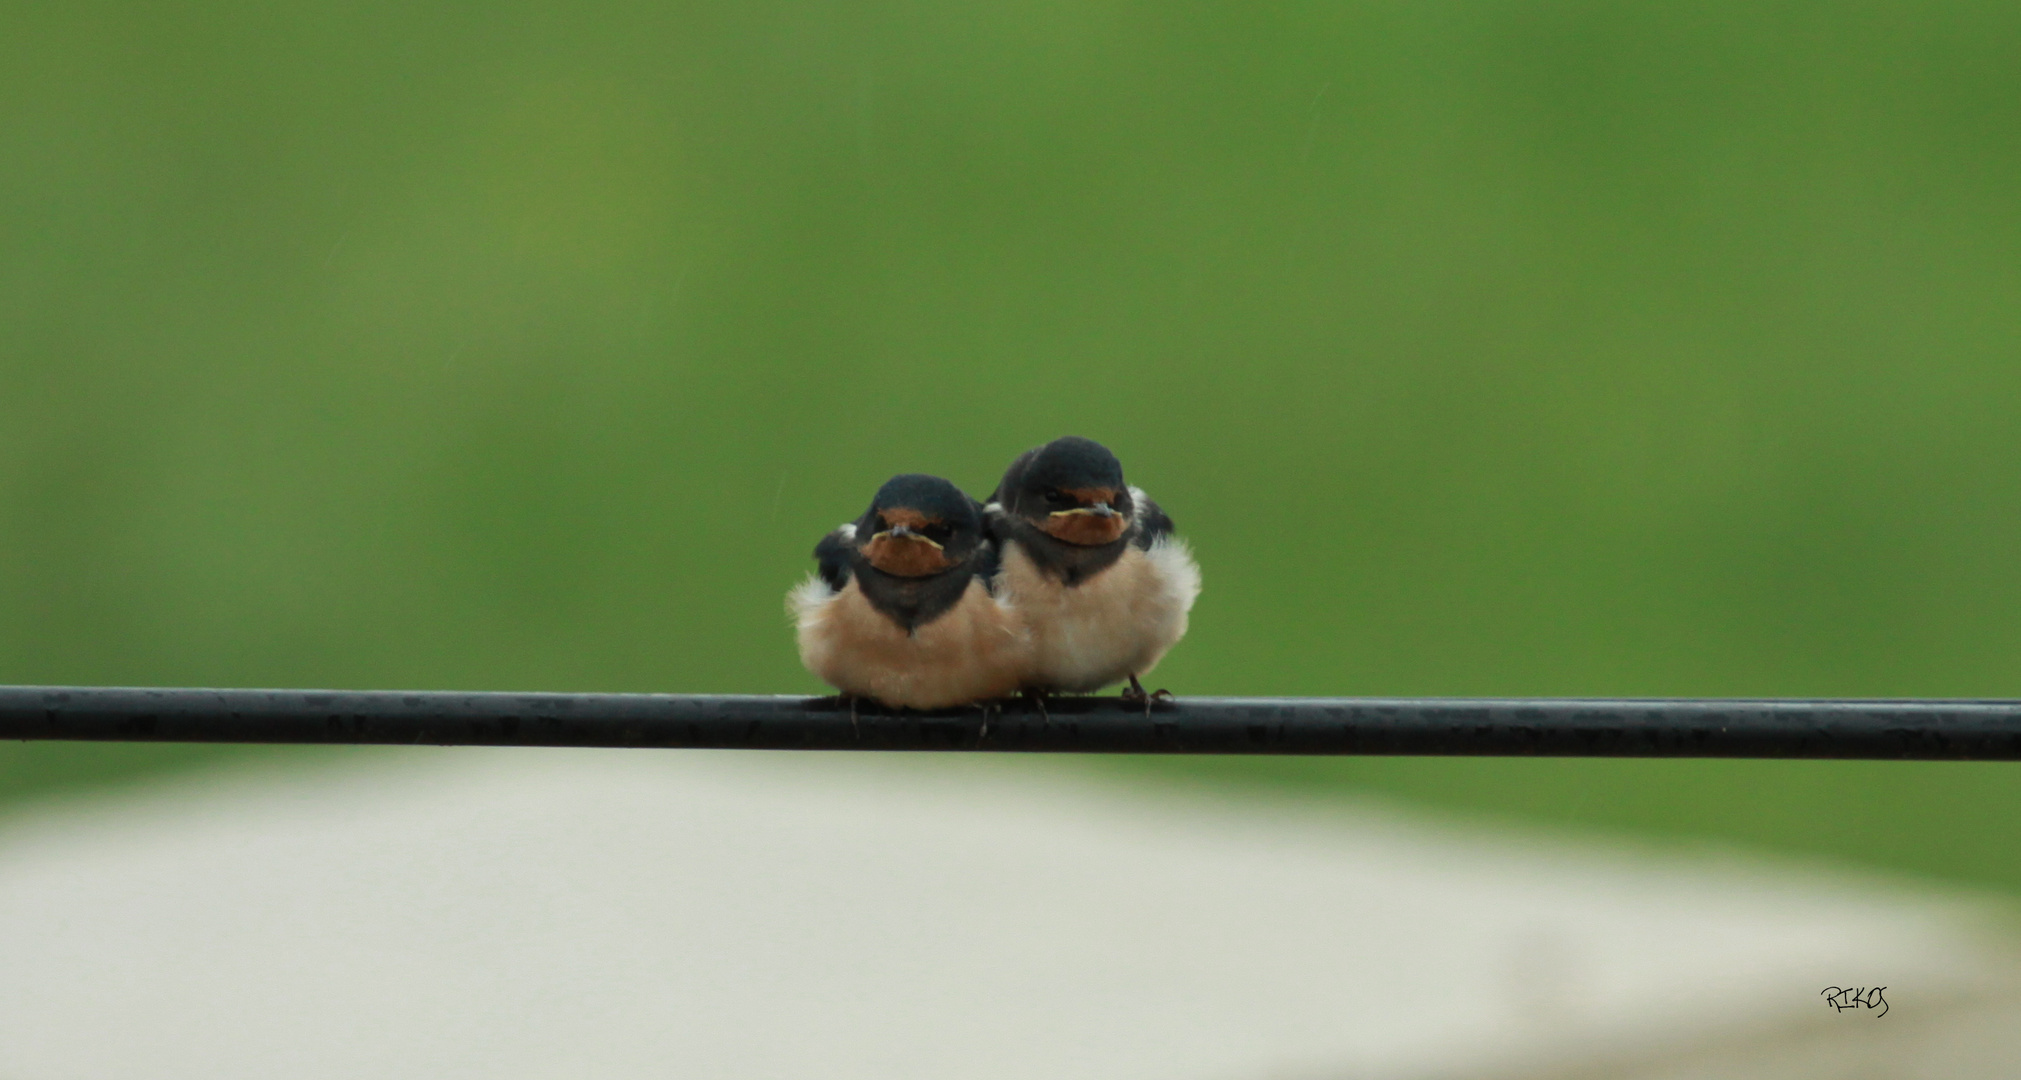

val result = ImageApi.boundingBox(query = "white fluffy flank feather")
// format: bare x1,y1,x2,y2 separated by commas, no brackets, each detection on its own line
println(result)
1144,533,1202,615
786,573,836,627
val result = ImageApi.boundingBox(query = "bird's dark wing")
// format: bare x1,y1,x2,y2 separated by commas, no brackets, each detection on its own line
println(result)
813,527,855,592
973,496,1014,596
1132,493,1176,550
972,531,1005,594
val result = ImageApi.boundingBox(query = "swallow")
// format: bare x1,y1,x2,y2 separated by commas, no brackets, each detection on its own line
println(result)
984,436,1201,701
789,473,1030,710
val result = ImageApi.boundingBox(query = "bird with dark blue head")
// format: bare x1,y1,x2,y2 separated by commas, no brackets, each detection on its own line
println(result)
789,474,1030,709
984,436,1201,700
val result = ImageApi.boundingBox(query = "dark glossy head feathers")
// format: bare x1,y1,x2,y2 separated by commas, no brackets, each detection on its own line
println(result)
995,436,1136,547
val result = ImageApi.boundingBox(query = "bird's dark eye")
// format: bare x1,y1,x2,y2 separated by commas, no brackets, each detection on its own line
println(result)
1043,487,1072,505
920,523,954,544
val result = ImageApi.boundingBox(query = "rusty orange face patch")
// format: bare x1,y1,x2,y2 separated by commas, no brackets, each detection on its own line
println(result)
1040,511,1129,546
863,532,955,577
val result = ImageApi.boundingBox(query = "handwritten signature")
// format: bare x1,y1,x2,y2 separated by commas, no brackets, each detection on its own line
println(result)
1821,986,1888,1017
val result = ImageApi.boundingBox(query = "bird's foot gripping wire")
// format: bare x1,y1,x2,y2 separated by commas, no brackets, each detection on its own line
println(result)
847,695,861,740
1021,687,1050,726
1121,675,1174,718
975,699,997,744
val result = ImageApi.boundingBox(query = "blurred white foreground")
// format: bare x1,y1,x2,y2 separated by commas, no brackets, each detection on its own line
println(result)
0,750,2013,1079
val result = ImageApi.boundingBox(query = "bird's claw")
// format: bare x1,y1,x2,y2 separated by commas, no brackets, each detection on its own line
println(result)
1022,688,1050,726
1122,675,1173,718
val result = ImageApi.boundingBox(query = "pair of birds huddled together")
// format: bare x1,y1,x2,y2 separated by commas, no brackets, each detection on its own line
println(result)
789,436,1202,710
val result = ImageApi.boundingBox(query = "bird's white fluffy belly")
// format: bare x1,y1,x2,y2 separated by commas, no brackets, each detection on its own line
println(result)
998,538,1201,693
790,577,1029,709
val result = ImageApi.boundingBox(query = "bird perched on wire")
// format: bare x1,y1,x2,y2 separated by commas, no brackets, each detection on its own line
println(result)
984,436,1201,705
789,474,1030,710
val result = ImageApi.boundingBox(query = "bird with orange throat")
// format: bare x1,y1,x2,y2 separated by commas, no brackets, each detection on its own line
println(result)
790,474,1030,712
983,436,1201,708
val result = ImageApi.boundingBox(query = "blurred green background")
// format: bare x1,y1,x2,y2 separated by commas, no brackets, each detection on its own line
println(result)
4,1,2019,890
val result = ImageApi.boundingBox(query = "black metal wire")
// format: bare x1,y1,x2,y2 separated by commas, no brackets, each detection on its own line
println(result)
4,685,2021,758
